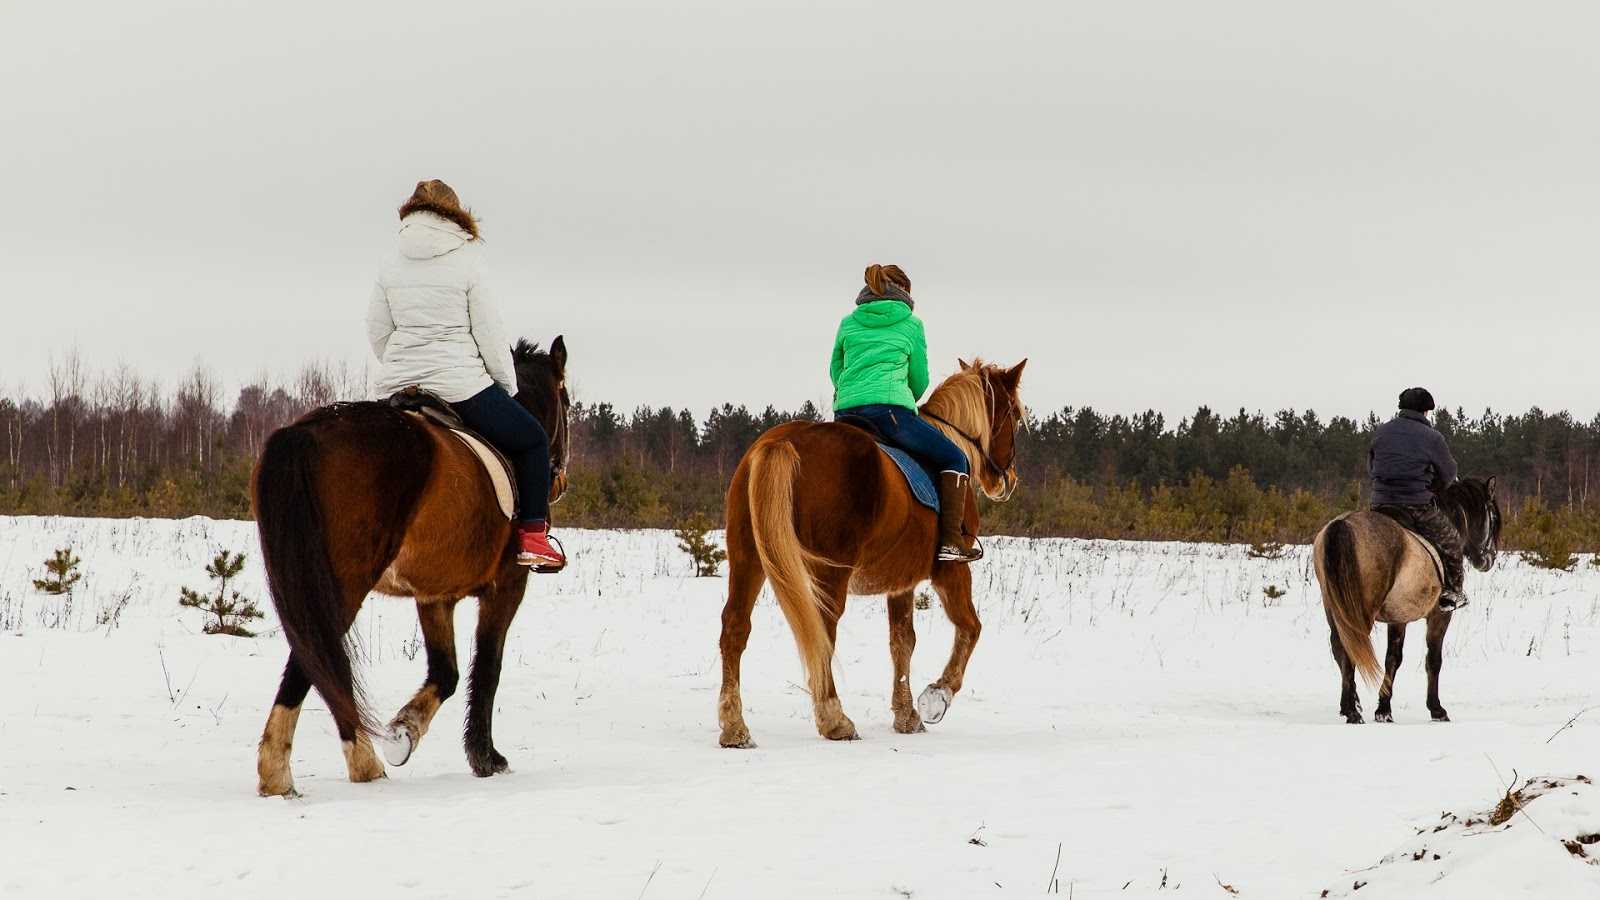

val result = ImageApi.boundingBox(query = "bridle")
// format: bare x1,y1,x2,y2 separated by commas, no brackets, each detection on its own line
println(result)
921,378,1018,494
1444,482,1499,566
547,386,572,503
921,410,1009,480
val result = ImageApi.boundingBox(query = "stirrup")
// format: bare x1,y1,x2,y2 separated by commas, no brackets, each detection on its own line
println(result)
519,534,568,574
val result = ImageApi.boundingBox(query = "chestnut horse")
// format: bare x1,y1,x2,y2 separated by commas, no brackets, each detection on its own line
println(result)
1313,477,1500,724
717,360,1027,747
253,337,571,796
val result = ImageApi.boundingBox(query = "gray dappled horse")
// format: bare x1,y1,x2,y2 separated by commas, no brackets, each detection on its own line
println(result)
1312,477,1501,724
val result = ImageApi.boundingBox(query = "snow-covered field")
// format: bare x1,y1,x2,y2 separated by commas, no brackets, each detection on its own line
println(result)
1,516,1596,899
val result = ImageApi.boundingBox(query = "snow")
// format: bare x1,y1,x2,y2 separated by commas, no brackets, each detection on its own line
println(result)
1,515,1596,899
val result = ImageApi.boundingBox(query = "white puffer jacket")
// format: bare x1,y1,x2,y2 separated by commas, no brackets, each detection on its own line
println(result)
366,211,517,403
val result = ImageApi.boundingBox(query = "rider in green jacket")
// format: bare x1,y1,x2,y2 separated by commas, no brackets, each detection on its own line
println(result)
831,264,980,563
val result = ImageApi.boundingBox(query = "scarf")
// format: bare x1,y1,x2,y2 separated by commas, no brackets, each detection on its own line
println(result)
854,282,914,310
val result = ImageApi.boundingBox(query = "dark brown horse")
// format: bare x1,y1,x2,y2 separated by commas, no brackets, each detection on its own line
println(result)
1313,477,1501,725
717,360,1027,747
253,337,570,796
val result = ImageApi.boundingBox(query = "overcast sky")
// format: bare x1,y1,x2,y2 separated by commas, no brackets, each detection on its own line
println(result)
3,1,1596,423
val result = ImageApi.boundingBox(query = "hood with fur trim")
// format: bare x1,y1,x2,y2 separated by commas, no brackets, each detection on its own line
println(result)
398,211,471,260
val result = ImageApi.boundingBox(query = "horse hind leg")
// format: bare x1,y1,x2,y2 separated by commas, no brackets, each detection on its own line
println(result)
808,570,858,741
718,535,764,748
887,590,924,734
257,656,312,796
336,652,386,784
1374,624,1405,723
784,563,857,739
1328,622,1363,724
380,598,461,766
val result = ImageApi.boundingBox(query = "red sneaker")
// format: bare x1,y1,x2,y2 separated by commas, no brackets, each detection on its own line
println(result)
516,521,566,569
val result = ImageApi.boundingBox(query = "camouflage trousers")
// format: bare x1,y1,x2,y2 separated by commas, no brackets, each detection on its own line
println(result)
1372,501,1465,594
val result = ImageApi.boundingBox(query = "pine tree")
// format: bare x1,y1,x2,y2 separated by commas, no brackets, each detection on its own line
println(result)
675,513,728,577
32,547,82,595
179,550,265,636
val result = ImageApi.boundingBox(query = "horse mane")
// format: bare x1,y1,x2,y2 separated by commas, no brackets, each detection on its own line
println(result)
513,339,548,365
1439,477,1501,543
920,361,1001,476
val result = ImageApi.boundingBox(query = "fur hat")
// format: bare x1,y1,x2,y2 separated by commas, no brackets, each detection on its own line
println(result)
1398,387,1435,413
398,179,479,239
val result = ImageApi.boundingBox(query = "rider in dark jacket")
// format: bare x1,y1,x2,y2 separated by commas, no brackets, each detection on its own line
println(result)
1368,387,1466,611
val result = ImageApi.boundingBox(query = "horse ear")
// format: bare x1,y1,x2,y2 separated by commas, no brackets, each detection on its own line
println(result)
551,335,567,374
1485,474,1497,495
958,358,972,371
1005,359,1028,383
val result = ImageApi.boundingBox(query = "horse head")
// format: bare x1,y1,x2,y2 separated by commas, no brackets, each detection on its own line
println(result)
512,335,572,504
924,359,1028,502
1445,475,1501,572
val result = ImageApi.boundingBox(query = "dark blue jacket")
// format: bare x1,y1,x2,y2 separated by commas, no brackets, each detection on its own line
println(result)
1369,410,1458,506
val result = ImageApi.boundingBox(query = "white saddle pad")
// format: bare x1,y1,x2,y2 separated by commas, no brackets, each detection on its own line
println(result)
447,428,516,520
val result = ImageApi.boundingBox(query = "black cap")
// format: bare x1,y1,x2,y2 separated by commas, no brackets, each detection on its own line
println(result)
1398,387,1435,413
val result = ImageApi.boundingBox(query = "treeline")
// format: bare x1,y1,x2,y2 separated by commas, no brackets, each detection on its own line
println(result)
5,354,1600,552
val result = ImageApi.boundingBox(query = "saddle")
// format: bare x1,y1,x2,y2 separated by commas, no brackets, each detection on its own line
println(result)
388,387,517,520
833,414,940,512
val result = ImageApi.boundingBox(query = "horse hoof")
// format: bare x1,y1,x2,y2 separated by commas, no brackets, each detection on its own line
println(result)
719,726,756,749
1432,712,1451,723
821,719,860,741
917,686,953,725
1375,712,1393,724
1344,715,1364,725
469,749,511,777
258,780,299,799
894,717,927,735
379,727,414,767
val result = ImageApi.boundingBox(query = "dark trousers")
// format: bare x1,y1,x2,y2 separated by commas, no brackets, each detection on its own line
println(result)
836,404,970,475
1373,501,1464,593
454,384,551,524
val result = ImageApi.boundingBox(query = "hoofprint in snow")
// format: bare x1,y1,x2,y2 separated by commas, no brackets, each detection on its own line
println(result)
1,516,1595,899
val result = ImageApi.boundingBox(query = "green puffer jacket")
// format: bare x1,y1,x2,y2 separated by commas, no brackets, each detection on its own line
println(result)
829,300,930,412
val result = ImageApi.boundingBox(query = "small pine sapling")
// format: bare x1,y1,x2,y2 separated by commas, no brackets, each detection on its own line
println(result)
32,547,83,595
1247,539,1287,560
1516,498,1579,572
1522,529,1578,572
675,512,728,577
1262,584,1287,603
179,550,265,636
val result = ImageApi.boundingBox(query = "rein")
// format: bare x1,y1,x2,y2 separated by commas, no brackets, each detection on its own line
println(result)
922,409,1009,483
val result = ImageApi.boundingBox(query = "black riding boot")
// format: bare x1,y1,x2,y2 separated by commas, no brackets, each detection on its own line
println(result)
935,471,981,563
1438,569,1468,613
1412,503,1469,613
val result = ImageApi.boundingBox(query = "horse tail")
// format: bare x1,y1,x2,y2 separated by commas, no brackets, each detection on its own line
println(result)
1321,517,1381,688
745,438,834,700
254,424,374,736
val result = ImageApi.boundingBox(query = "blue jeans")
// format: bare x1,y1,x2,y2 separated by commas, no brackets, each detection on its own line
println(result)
453,385,551,523
836,404,969,475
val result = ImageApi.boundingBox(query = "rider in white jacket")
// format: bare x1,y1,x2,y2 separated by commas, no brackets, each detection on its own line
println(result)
365,180,564,569
367,212,515,402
